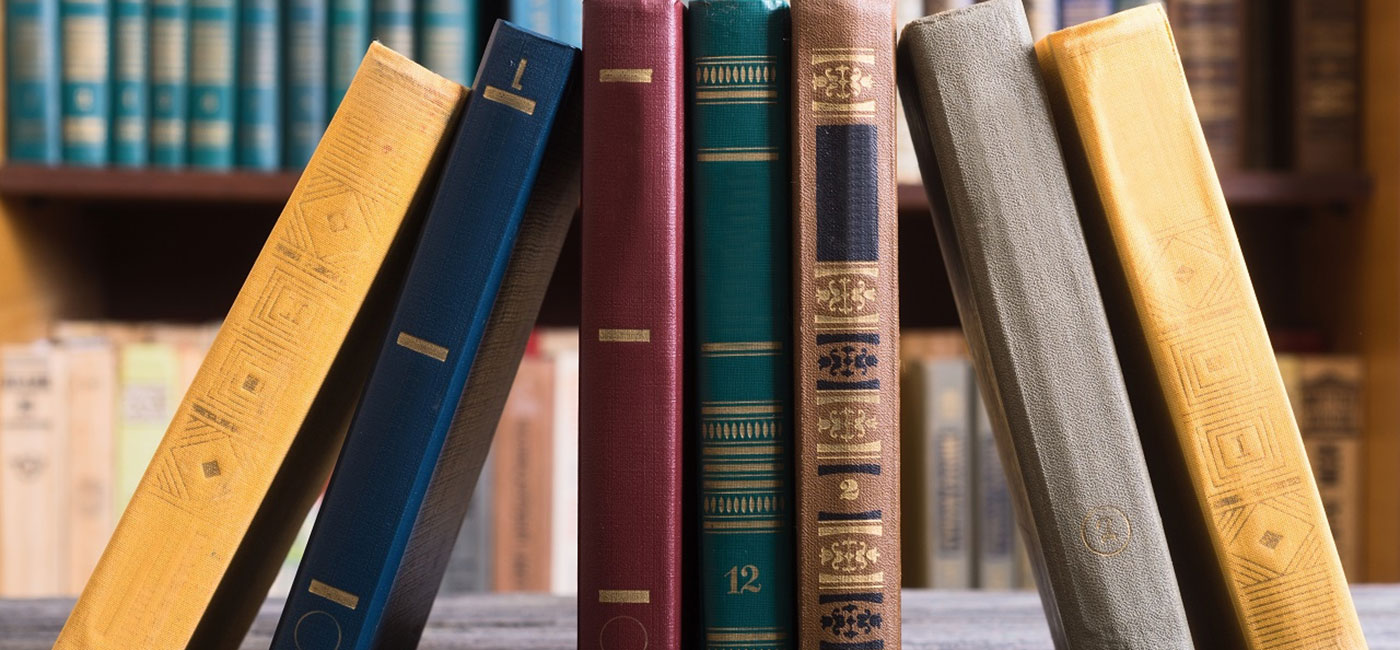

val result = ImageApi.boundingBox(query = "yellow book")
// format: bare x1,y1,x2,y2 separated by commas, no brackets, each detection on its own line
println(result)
54,44,465,650
114,341,180,511
1036,6,1366,648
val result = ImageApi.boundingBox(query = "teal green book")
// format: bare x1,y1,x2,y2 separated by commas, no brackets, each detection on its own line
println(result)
329,0,370,115
112,0,147,166
419,0,476,86
238,0,280,169
5,0,61,163
188,0,237,169
284,0,327,167
689,2,793,648
149,0,189,167
371,0,413,56
60,0,111,165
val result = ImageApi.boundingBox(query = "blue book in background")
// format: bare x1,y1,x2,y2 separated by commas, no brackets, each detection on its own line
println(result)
419,0,476,86
189,0,237,169
371,0,413,56
328,0,370,116
5,0,61,163
508,0,552,38
112,0,148,166
284,0,327,168
238,0,280,169
60,0,111,166
554,0,579,48
269,21,581,650
149,0,189,167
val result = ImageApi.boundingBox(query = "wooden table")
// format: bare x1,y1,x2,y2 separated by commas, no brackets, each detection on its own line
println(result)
8,586,1399,648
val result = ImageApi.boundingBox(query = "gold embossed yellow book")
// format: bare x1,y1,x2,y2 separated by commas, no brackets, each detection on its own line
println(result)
1036,6,1366,648
54,43,465,650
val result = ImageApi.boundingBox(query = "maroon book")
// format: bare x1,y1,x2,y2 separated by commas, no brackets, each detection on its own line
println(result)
578,1,685,648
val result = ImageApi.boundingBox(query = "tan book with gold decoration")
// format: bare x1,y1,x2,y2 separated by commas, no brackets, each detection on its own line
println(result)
62,336,117,595
53,43,466,650
1037,6,1366,647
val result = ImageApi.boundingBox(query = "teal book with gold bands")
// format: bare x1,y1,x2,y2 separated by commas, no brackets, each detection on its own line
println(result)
689,2,793,648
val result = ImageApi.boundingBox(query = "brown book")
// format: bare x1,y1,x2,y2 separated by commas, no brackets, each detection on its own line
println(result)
1297,356,1365,580
1169,0,1247,170
491,355,554,592
1292,0,1359,170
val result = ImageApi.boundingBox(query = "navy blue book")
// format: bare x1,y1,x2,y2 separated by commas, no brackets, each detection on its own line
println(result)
270,21,581,649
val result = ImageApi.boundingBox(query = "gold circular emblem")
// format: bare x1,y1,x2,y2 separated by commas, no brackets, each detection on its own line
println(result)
1081,505,1132,556
293,610,342,650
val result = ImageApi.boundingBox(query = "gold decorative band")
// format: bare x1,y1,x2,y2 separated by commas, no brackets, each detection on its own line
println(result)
599,68,653,83
697,151,779,162
695,89,777,100
695,55,776,62
814,314,880,326
308,579,359,610
598,328,650,343
482,85,536,115
703,462,783,474
701,403,782,415
703,519,785,530
815,262,880,277
815,392,881,405
700,341,783,352
818,523,883,536
813,100,876,114
812,53,876,64
707,631,789,642
396,332,449,362
704,444,782,457
703,479,782,490
598,589,650,603
819,572,885,585
816,441,882,454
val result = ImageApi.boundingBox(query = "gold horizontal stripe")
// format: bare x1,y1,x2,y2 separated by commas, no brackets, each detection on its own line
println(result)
816,441,881,454
819,572,884,585
704,462,782,474
709,626,786,631
696,55,776,61
697,151,779,162
482,85,535,115
814,314,881,325
815,262,879,277
703,479,782,490
813,100,876,113
705,444,781,457
696,89,776,100
698,146,777,151
812,53,876,64
703,519,785,530
308,579,359,610
702,341,783,353
598,328,650,343
818,523,882,536
698,100,779,105
814,392,880,405
600,68,652,83
708,631,789,642
701,404,781,415
396,332,449,362
598,589,650,603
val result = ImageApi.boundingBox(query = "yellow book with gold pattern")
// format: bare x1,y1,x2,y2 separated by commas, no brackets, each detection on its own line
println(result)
54,43,466,650
1037,6,1366,648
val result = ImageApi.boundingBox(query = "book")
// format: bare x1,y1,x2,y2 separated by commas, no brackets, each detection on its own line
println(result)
420,0,477,86
1169,0,1245,170
1022,0,1057,41
271,25,581,647
1037,5,1366,646
688,0,793,644
895,0,924,187
329,0,371,113
5,0,61,163
53,44,466,650
901,0,1191,643
189,0,237,169
60,0,111,165
0,342,67,597
150,0,189,167
1292,356,1364,579
900,357,972,589
439,450,493,593
62,336,117,595
239,0,281,170
510,0,553,38
1059,0,1110,26
539,329,580,595
972,388,1014,590
112,0,148,167
579,0,685,647
1292,0,1359,170
490,355,555,593
371,0,414,55
556,0,581,48
285,0,328,168
793,0,900,647
113,341,180,511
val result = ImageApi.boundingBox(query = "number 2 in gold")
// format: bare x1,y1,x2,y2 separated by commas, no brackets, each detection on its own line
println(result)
725,565,762,594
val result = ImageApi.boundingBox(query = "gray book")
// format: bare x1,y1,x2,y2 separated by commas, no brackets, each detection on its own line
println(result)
896,0,1192,646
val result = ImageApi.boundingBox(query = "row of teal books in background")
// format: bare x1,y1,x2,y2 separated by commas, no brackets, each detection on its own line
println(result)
3,0,582,170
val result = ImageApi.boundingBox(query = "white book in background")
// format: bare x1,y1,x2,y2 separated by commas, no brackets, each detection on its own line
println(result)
896,0,930,186
0,341,69,597
539,328,579,595
62,336,118,595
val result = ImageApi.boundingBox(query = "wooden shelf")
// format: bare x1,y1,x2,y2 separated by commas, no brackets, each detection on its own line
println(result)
0,165,300,204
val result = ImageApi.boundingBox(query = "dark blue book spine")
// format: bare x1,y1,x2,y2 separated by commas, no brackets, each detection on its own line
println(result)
60,0,112,165
419,0,476,86
328,0,369,116
270,22,578,650
5,0,61,163
237,0,279,169
283,0,326,168
112,0,147,166
188,0,237,169
149,0,189,167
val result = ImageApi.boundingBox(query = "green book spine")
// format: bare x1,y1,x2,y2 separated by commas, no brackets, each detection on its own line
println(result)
689,2,793,648
60,0,112,165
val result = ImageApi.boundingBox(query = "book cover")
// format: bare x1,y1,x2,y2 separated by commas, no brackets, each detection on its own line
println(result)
1296,356,1364,579
60,0,111,165
900,357,971,589
150,0,189,167
1169,0,1245,170
0,342,67,597
490,355,555,593
539,329,580,595
973,387,1014,590
189,0,237,169
689,0,793,645
54,44,466,650
579,0,685,647
901,1,1191,644
112,0,148,166
270,24,581,648
510,0,553,38
793,0,900,647
113,341,180,511
371,0,414,55
1037,5,1366,646
420,0,477,86
1292,0,1359,170
285,0,328,168
329,0,371,113
239,0,281,170
63,337,117,595
5,0,61,163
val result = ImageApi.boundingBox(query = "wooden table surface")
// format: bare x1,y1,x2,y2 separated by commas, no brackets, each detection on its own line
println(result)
8,586,1399,648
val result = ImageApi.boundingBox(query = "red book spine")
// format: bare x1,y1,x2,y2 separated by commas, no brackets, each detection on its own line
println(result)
579,1,685,648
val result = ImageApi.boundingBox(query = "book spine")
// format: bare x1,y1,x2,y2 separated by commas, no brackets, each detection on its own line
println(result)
419,0,476,86
1298,356,1364,579
188,0,237,169
149,0,189,167
973,386,1013,590
328,0,370,114
510,0,553,38
64,341,117,595
1169,0,1245,169
929,359,971,588
238,0,279,169
5,0,61,163
371,0,413,55
555,0,581,48
548,343,580,595
490,356,555,592
60,0,111,165
898,359,932,586
0,344,67,597
895,0,923,187
1022,0,1058,41
112,0,148,166
284,0,327,168
1114,0,1159,9
580,0,685,647
793,1,900,647
439,452,494,593
689,0,793,645
1058,0,1110,26
1292,0,1359,170
113,342,179,512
